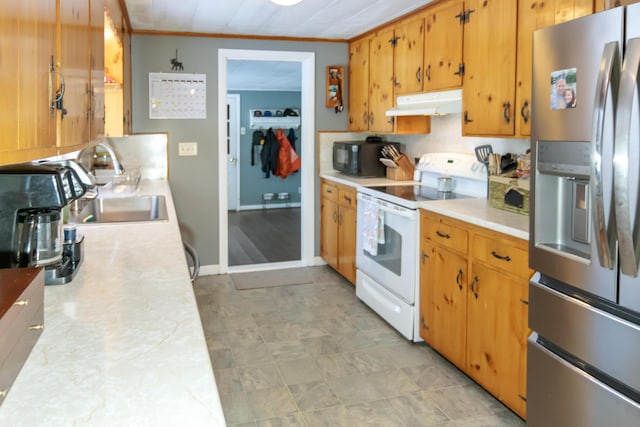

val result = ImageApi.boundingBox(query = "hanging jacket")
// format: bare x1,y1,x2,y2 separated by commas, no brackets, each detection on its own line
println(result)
274,128,301,179
251,130,265,166
260,128,279,178
287,128,297,151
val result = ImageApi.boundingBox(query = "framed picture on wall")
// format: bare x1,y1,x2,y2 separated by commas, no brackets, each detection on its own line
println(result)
326,66,344,108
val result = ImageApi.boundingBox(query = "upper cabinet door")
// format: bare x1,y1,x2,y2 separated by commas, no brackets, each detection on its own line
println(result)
348,36,370,131
515,0,594,138
424,0,464,92
462,0,517,136
0,0,57,166
369,28,395,133
394,16,425,96
90,0,105,142
57,0,91,149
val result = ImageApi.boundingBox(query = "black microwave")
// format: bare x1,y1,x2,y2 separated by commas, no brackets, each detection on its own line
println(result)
332,141,400,177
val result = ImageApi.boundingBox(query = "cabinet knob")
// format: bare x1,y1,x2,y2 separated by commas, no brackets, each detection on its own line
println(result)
29,324,44,331
14,299,29,306
456,268,464,290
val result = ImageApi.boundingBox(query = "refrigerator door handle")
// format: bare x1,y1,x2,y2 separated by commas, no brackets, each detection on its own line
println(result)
614,37,640,277
592,41,620,270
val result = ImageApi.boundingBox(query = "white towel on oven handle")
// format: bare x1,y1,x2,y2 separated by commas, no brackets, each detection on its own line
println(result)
362,199,385,256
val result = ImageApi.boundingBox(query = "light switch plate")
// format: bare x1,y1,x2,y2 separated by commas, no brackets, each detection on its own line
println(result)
179,142,198,156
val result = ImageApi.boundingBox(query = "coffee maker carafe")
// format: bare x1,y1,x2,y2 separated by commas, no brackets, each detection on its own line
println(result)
14,208,63,268
0,163,86,284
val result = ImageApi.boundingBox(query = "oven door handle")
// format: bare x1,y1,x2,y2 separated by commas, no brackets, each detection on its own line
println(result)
376,201,416,218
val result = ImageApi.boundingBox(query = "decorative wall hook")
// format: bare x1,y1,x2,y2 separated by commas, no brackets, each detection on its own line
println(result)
171,49,184,71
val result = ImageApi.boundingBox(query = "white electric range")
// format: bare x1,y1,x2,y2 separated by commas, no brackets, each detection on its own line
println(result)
355,152,487,341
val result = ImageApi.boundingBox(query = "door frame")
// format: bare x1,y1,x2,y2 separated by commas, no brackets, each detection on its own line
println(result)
217,48,316,274
226,94,240,211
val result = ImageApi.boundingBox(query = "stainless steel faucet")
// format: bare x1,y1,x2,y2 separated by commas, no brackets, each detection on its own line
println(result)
89,142,125,175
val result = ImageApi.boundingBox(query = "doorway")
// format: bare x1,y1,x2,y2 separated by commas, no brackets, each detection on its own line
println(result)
217,49,315,274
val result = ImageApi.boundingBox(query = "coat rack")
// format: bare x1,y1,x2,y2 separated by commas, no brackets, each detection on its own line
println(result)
249,109,301,130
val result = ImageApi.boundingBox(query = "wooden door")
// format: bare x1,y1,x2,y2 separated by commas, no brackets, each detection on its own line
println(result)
0,0,57,165
348,37,370,131
368,28,395,133
424,0,464,91
338,205,357,284
394,16,425,95
320,196,339,270
426,242,467,369
89,0,105,142
462,0,517,136
515,0,593,137
57,0,91,150
466,262,528,418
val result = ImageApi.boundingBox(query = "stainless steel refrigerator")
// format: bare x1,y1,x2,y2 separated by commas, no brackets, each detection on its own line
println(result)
528,5,640,426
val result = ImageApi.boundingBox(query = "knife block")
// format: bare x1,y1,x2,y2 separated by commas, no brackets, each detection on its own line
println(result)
386,155,415,180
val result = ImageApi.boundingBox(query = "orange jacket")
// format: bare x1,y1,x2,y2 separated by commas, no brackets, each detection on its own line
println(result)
274,128,301,179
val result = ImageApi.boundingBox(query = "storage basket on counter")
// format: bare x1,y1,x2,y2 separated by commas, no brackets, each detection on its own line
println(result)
489,173,530,215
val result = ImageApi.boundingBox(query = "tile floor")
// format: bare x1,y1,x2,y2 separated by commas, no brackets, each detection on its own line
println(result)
194,266,525,427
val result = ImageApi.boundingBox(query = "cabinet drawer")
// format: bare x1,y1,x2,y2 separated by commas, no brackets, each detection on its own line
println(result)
0,271,44,364
338,186,357,208
472,233,530,278
321,181,339,202
0,306,44,407
423,213,468,255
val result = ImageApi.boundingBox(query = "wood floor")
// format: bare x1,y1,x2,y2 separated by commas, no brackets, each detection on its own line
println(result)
228,207,301,266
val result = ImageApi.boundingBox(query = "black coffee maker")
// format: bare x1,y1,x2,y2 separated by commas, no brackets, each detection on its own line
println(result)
0,163,87,284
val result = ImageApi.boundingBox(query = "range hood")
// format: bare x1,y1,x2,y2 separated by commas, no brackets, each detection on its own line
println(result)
386,89,462,117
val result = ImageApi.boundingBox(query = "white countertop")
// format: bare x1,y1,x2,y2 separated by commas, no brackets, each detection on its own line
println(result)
0,180,226,426
320,172,529,240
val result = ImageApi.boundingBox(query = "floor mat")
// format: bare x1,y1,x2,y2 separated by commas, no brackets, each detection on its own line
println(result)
231,267,313,290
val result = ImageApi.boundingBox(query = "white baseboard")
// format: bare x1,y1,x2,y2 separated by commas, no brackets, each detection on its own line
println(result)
199,264,220,276
234,202,301,211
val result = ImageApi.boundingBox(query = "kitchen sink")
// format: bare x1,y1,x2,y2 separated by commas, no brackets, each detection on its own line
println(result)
69,195,168,224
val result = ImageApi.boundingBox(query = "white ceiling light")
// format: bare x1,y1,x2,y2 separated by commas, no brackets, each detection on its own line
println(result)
271,0,303,5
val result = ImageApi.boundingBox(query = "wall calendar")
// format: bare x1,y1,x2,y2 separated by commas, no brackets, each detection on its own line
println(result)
148,72,206,119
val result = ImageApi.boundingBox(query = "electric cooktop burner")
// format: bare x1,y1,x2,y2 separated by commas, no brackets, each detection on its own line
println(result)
367,185,469,202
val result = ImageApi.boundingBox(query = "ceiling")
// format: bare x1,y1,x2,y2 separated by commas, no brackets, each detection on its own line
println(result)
123,0,435,91
124,0,434,39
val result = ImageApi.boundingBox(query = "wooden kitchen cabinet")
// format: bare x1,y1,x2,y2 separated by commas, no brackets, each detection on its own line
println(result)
0,0,57,165
1,0,119,166
420,211,468,369
515,0,593,137
348,28,395,133
423,0,464,92
462,0,517,136
320,179,357,284
467,228,531,419
420,209,532,419
393,15,425,96
90,0,105,142
57,0,92,151
348,36,370,132
368,28,395,133
57,0,104,153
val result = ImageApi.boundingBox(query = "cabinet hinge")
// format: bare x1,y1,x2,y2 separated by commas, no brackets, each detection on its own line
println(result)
456,9,475,24
389,36,400,47
454,63,465,76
